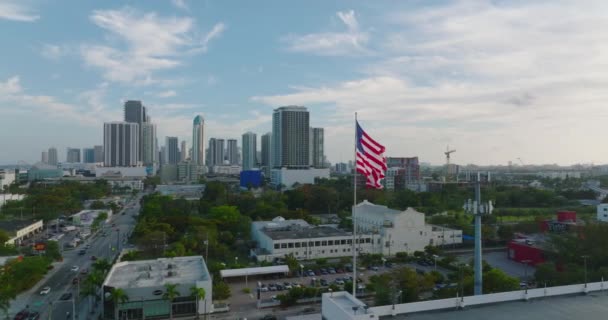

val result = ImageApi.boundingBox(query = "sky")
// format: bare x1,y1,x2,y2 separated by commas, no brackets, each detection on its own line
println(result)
1,0,608,166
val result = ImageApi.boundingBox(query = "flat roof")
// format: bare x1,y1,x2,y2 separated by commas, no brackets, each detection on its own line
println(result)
104,256,210,288
263,226,350,240
393,293,608,320
0,219,41,234
220,265,289,278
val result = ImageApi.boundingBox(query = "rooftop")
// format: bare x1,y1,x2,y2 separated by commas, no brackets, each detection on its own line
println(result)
394,293,608,320
263,225,350,240
0,219,42,235
104,256,210,289
355,200,402,215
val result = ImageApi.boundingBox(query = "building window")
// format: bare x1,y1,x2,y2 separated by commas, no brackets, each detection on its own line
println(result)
328,240,334,246
365,238,371,243
295,242,301,248
274,244,279,249
322,250,325,254
315,241,321,247
309,241,314,247
288,243,294,248
302,242,307,247
295,251,298,255
347,239,352,244
341,240,346,245
281,243,287,249
321,241,327,246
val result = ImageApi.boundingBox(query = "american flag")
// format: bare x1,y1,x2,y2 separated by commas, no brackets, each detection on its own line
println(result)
356,121,387,189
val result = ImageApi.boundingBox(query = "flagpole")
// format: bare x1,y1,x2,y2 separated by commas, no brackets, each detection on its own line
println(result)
352,112,358,297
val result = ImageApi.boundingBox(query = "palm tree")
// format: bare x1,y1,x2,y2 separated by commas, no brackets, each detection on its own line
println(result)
109,288,129,320
163,283,180,320
92,258,112,275
189,286,206,320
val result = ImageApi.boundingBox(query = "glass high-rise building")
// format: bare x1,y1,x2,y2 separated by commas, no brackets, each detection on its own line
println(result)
192,115,205,166
83,148,96,163
48,147,58,166
272,106,310,168
93,145,104,163
165,137,179,165
226,139,238,165
310,127,325,168
66,148,81,163
103,122,140,167
141,123,157,166
242,132,257,170
206,138,225,167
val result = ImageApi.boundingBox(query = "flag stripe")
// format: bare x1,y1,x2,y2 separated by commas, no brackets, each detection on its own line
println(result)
356,121,387,189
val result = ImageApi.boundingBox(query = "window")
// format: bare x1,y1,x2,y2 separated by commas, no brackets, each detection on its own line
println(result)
420,231,423,235
309,241,314,247
302,242,307,247
295,242,300,248
315,241,321,247
328,240,334,246
341,240,346,245
365,238,371,243
295,251,298,255
347,239,352,244
274,244,279,249
288,243,294,248
322,250,325,254
281,243,287,249
321,241,327,246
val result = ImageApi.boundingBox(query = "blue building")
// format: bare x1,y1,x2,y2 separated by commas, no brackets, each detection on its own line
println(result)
240,170,263,189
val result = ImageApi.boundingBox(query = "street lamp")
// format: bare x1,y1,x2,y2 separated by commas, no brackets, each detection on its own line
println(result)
392,290,402,310
432,255,439,271
234,257,238,267
299,264,304,282
521,259,532,287
582,255,589,287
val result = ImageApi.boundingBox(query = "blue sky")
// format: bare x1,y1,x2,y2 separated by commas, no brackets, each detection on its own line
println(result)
2,0,608,166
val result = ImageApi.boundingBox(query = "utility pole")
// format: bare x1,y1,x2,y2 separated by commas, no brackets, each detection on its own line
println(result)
463,173,493,296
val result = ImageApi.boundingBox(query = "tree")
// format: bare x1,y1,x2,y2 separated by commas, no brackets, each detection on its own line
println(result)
90,200,106,209
163,283,181,320
189,286,206,319
483,268,520,293
109,288,129,320
44,240,62,261
213,281,231,300
92,258,112,275
284,254,299,275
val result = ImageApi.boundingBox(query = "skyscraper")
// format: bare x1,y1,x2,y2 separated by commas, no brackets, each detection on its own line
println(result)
165,137,179,165
41,151,48,164
48,147,58,166
226,139,238,165
261,132,272,168
83,148,96,163
310,127,325,168
206,138,225,167
180,140,187,162
124,100,146,161
103,122,140,167
94,145,104,163
67,148,81,163
192,115,205,166
272,106,310,168
141,123,157,166
242,132,257,171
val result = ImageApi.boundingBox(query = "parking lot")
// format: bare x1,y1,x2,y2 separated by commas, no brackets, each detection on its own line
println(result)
456,251,535,279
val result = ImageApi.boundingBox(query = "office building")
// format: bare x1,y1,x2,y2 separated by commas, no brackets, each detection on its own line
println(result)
102,256,212,319
124,100,148,161
41,151,48,164
103,122,140,167
66,148,81,163
354,200,462,254
310,127,325,168
270,167,330,189
272,106,310,168
141,123,157,166
47,147,58,166
206,138,225,168
192,115,205,166
93,145,104,163
165,137,179,165
261,132,272,176
180,140,187,162
83,148,96,163
251,217,374,262
226,139,238,165
242,132,257,171
177,161,201,183
0,170,16,190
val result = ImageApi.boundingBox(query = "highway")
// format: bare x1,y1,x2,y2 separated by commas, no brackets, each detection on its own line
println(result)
15,195,141,320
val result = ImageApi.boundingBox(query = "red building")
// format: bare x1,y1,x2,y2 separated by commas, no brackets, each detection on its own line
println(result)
508,239,546,266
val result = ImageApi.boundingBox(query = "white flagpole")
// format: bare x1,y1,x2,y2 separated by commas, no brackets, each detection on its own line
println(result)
352,112,358,297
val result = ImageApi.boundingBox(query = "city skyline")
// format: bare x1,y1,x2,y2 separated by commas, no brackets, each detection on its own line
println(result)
2,1,608,166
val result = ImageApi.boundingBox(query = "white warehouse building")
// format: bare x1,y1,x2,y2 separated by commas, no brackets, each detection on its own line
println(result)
598,203,608,222
355,200,462,255
250,217,375,262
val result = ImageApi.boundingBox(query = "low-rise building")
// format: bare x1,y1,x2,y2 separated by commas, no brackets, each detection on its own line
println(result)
71,209,113,228
250,217,375,262
0,219,44,245
598,204,608,222
95,166,148,178
212,165,242,175
157,185,205,200
103,256,212,319
270,168,330,189
0,169,16,189
355,200,462,255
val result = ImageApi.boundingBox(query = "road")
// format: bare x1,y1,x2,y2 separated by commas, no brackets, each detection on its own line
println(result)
10,195,141,320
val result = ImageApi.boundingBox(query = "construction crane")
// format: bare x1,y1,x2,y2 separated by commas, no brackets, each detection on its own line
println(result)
445,146,456,181
517,157,524,166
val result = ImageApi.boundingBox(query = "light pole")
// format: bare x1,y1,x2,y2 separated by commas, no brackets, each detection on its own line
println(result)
300,264,304,282
521,259,532,287
432,255,438,271
463,173,493,296
582,255,589,287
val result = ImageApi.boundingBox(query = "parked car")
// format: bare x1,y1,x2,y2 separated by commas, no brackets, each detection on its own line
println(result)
14,310,29,320
275,283,284,291
306,270,315,276
91,256,97,261
26,312,40,320
39,286,51,295
268,284,277,291
70,266,79,272
259,286,269,292
320,279,328,286
336,268,344,273
371,266,379,271
328,267,336,274
284,282,293,290
60,293,73,301
78,250,86,256
80,268,89,275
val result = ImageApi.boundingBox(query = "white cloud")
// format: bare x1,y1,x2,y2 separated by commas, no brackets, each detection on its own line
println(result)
158,90,177,98
171,0,188,10
254,2,608,165
81,7,224,85
283,10,369,56
0,1,39,22
41,44,71,60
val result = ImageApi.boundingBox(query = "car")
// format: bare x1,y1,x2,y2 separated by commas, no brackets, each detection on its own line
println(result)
14,310,29,320
371,266,379,271
112,223,116,227
335,279,345,285
78,250,86,256
301,307,316,314
284,282,293,290
386,262,394,268
320,279,328,286
275,284,284,291
70,266,79,272
72,278,79,285
39,286,51,295
80,268,89,275
307,270,315,276
292,283,301,288
259,286,269,292
60,293,73,301
268,284,277,291
336,268,344,273
271,295,278,301
91,256,97,261
26,311,40,320
320,269,328,275
328,267,337,274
